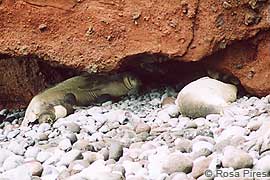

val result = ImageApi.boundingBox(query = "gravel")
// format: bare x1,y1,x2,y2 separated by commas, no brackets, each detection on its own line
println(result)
1,87,270,179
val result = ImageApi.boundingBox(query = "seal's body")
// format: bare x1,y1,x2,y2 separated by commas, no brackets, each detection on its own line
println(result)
22,73,141,126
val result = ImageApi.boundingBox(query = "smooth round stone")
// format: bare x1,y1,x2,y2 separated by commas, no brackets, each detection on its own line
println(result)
122,160,146,176
164,105,179,118
24,147,40,159
36,151,52,163
191,156,213,179
0,165,32,180
135,123,151,134
192,141,214,153
7,129,20,139
58,138,72,151
99,123,112,133
222,146,253,169
157,110,171,123
48,129,60,139
82,151,104,163
37,123,51,133
112,164,125,176
63,122,81,133
162,153,193,174
184,121,198,129
73,140,95,152
174,138,192,153
38,133,49,141
100,148,110,161
216,126,247,143
8,140,25,155
169,172,189,180
206,114,221,122
63,132,78,144
167,118,179,127
254,155,270,172
247,120,262,131
176,77,237,118
192,148,213,159
106,159,116,165
149,98,161,106
73,160,124,180
68,160,90,173
57,169,71,180
218,116,235,128
41,165,59,177
3,155,24,171
109,142,123,161
161,97,176,107
23,160,43,176
0,149,14,166
57,149,82,166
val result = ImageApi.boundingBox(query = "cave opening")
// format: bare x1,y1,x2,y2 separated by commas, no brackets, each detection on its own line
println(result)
0,52,246,109
117,53,209,92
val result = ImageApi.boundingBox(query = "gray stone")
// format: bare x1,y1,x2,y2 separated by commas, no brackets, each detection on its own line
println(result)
24,147,40,159
68,160,90,173
135,122,151,134
170,172,189,180
174,138,192,153
162,153,193,174
222,146,253,169
57,149,82,166
164,104,180,118
254,155,270,173
3,155,24,171
176,77,237,118
192,141,214,153
23,160,43,176
0,165,32,180
100,148,110,161
8,140,25,155
191,156,213,179
63,122,81,133
7,129,20,139
109,142,123,161
73,139,95,152
36,151,52,163
82,151,104,163
0,149,14,166
58,138,72,151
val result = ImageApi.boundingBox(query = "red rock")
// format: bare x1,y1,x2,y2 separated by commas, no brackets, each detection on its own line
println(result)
0,0,269,107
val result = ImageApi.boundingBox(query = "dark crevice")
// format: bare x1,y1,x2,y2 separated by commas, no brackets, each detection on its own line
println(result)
117,53,209,91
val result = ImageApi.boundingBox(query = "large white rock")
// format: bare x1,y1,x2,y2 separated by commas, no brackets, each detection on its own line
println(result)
176,77,237,118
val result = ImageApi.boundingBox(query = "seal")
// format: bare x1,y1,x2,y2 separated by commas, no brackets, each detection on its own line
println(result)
21,73,141,126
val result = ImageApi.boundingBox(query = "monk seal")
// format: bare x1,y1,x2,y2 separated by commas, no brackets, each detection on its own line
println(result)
21,73,141,126
176,77,237,118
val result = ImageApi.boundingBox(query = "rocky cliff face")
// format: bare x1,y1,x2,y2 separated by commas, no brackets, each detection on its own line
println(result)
0,0,270,107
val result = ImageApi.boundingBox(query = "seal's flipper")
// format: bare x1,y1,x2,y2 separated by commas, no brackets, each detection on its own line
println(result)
38,112,56,124
95,94,112,104
64,93,77,105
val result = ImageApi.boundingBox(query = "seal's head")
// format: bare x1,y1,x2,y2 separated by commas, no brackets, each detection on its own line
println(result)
21,96,67,126
123,74,142,92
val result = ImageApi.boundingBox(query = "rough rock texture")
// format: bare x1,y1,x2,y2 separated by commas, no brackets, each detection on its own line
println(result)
207,31,270,96
0,0,270,107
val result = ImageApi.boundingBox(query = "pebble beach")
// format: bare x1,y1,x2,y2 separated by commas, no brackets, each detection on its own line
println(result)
1,86,270,180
